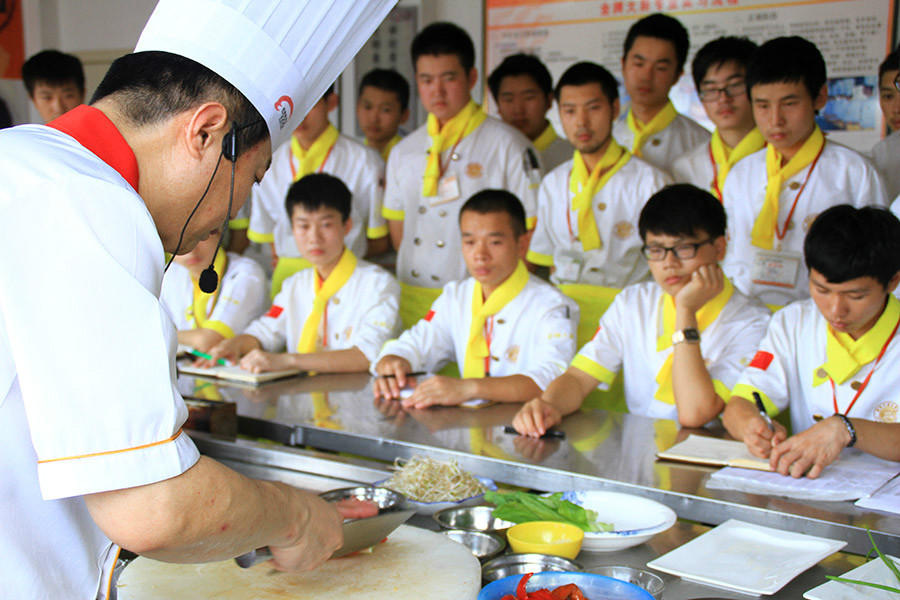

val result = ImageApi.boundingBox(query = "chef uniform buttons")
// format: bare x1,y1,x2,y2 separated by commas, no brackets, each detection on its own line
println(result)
418,205,427,214
411,270,419,278
431,275,441,282
438,209,447,217
436,240,445,248
414,237,421,245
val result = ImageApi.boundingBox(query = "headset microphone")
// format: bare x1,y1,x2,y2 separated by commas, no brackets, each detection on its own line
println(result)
198,123,239,293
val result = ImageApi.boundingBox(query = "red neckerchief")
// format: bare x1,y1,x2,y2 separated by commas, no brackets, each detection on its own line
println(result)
47,105,140,191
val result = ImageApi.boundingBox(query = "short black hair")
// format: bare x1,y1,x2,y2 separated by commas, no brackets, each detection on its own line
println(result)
22,50,85,96
623,13,689,73
92,51,267,158
411,22,475,73
554,61,619,104
691,36,758,90
638,184,726,241
285,173,352,223
359,68,410,111
804,205,900,288
879,51,900,82
747,36,826,100
459,189,527,238
487,53,553,101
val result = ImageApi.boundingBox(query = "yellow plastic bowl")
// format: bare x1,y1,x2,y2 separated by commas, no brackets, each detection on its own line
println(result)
506,521,584,559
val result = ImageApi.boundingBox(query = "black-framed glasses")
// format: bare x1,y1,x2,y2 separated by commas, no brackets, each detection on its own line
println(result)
641,239,714,261
894,71,900,93
698,80,747,102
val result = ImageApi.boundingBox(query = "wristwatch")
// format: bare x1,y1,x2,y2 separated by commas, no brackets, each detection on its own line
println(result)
672,328,701,345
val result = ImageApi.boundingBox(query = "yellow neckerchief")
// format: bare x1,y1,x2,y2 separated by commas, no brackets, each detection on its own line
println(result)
296,248,357,353
422,99,487,196
533,122,557,152
367,134,402,162
462,260,529,378
625,101,678,157
290,124,339,181
654,278,734,404
814,295,900,387
751,126,825,249
188,248,227,328
569,140,631,251
709,127,765,200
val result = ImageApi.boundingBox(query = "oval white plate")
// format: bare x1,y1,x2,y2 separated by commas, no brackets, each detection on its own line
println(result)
559,490,677,551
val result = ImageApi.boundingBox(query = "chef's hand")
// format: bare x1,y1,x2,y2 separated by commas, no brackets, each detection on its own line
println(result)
512,398,561,438
741,416,787,459
768,417,850,479
674,263,724,315
373,355,415,399
240,349,295,374
402,375,473,409
204,334,260,367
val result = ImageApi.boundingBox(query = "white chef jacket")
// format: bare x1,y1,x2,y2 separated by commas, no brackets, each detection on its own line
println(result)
383,116,541,287
527,155,670,287
0,113,199,599
670,139,715,190
732,297,900,434
538,131,574,173
160,251,268,338
375,274,578,390
871,130,900,200
612,110,711,177
244,258,400,361
248,132,386,258
721,141,888,307
572,281,771,420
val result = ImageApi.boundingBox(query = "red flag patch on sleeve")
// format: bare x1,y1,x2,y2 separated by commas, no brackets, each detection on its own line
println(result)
265,305,284,319
591,325,602,340
424,310,435,322
748,351,774,370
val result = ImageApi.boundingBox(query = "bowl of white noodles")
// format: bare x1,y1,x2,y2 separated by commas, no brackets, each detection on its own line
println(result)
379,456,496,515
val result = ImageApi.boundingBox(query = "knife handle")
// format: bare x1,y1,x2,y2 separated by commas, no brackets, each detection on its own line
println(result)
234,547,272,569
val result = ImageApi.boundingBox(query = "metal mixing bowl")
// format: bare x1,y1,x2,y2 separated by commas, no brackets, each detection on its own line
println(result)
441,529,506,561
588,566,666,599
433,505,516,532
481,553,583,583
319,485,405,510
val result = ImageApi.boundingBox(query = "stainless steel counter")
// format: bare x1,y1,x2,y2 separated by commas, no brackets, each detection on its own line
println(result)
179,371,900,561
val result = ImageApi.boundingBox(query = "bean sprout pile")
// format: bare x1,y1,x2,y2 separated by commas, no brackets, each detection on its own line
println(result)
383,456,486,502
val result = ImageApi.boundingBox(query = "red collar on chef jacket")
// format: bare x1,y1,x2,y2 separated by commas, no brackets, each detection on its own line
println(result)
47,104,140,191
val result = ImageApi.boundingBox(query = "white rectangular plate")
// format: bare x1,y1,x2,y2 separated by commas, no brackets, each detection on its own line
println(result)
647,519,846,595
804,555,900,599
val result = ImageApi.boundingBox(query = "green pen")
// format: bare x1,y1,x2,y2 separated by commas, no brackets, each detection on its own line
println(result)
186,348,231,367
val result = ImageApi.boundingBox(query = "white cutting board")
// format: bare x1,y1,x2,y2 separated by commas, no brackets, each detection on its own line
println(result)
116,525,480,600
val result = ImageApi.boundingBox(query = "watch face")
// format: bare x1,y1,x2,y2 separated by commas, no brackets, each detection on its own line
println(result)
683,328,701,341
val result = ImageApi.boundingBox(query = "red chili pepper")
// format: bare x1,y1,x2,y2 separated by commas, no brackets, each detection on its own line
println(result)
500,595,517,600
529,588,557,600
516,572,533,600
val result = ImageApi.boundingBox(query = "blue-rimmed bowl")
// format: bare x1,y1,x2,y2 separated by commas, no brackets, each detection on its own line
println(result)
478,571,654,600
558,490,676,551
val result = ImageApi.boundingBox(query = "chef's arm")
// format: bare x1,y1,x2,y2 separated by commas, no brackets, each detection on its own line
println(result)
84,455,352,570
177,328,225,354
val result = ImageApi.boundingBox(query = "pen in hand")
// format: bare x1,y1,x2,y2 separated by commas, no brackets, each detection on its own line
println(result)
753,391,775,432
186,348,232,367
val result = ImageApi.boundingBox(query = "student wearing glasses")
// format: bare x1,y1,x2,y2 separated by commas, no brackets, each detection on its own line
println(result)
513,185,771,434
671,37,764,200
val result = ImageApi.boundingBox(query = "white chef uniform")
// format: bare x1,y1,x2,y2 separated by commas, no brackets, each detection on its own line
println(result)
612,110,711,176
533,122,574,172
528,155,670,288
383,117,540,294
244,257,400,362
0,0,396,596
732,297,900,434
871,130,900,200
0,112,200,600
248,130,386,259
721,142,888,307
571,281,771,420
375,273,578,390
671,139,714,189
160,249,268,338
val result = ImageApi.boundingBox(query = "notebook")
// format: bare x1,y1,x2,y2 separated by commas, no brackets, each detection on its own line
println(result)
177,363,304,386
656,434,771,471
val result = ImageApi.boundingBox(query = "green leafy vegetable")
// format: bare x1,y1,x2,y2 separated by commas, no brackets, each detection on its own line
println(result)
486,491,613,532
825,528,900,595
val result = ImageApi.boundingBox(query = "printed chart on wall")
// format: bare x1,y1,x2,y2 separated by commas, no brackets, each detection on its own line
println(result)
485,0,897,153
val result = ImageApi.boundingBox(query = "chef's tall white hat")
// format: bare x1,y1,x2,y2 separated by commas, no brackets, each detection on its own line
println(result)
135,0,396,150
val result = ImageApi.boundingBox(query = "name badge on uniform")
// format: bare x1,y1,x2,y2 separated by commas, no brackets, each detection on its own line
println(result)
432,172,461,206
555,250,584,284
751,250,802,288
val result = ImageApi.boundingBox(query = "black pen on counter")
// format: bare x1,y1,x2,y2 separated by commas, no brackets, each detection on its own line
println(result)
753,391,775,432
379,371,427,379
503,425,565,440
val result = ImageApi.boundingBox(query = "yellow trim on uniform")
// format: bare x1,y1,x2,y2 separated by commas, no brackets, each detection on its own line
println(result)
202,320,235,339
423,100,487,196
526,215,537,230
367,224,389,239
38,429,185,464
247,229,275,243
526,249,554,267
271,256,313,299
227,218,249,230
533,122,557,152
712,379,732,403
569,141,630,251
626,101,677,157
298,248,357,353
571,354,617,386
382,206,405,221
730,383,780,415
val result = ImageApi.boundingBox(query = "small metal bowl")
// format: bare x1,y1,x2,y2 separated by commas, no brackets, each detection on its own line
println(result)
442,529,506,561
433,505,516,533
588,566,666,599
318,486,405,510
481,553,583,583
